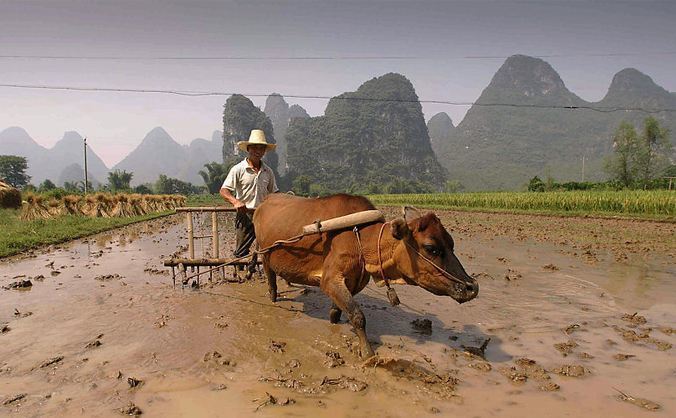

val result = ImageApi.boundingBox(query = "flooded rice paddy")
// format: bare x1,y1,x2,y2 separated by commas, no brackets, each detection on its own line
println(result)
1,210,674,417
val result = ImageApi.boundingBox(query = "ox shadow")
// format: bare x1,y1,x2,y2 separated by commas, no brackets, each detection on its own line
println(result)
278,286,512,363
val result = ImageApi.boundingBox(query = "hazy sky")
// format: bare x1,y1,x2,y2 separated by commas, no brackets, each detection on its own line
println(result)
1,0,675,166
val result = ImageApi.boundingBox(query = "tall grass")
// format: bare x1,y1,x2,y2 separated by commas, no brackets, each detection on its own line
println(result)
368,190,675,218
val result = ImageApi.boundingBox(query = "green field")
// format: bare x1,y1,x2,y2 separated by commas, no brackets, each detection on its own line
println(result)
368,190,676,220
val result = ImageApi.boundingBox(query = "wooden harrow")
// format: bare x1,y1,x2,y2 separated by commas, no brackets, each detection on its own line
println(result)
163,206,262,288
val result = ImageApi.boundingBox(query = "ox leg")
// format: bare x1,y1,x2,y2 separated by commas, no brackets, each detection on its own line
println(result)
329,303,342,324
322,278,375,358
262,255,277,303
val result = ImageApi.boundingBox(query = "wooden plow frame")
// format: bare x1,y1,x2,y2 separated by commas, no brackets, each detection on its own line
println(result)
163,206,262,288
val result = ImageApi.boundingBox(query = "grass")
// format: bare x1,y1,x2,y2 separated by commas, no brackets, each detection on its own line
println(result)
186,194,225,207
368,190,676,221
0,193,226,258
0,208,172,258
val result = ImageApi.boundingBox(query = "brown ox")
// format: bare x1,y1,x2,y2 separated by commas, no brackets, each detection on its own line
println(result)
253,193,478,358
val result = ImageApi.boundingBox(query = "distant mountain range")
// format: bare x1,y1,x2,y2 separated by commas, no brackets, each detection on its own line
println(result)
430,55,676,190
3,54,674,191
0,126,223,187
0,128,109,185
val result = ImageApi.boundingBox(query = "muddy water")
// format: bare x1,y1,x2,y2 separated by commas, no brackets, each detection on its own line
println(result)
1,212,674,417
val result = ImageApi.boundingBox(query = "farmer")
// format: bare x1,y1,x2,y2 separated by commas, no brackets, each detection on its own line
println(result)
220,129,278,258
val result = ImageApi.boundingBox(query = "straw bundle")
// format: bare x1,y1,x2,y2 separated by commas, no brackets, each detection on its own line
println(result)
127,194,146,216
110,194,136,217
46,198,61,217
82,193,112,217
20,192,51,220
0,180,21,209
62,195,83,215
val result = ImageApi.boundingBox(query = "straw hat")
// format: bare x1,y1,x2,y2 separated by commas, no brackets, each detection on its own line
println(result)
237,129,276,152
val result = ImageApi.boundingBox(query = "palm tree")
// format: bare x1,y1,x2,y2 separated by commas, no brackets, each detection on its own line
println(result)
199,162,229,194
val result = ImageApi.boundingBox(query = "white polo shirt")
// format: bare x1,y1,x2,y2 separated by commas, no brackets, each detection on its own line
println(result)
221,159,278,209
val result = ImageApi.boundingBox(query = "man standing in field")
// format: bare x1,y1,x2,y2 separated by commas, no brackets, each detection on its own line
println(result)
220,129,278,258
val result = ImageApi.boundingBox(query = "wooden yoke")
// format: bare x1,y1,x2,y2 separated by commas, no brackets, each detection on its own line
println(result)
301,210,384,235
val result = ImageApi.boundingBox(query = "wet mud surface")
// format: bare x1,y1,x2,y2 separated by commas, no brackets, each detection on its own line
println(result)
1,210,674,417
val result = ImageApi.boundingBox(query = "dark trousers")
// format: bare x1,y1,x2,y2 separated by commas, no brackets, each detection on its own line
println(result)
234,212,256,258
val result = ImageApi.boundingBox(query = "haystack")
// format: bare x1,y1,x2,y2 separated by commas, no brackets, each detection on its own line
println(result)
83,193,113,217
110,194,136,217
20,192,51,220
62,195,83,215
128,194,146,216
0,180,21,209
46,198,61,217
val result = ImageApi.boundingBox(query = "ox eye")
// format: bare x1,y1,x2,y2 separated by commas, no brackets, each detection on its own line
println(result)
424,245,442,257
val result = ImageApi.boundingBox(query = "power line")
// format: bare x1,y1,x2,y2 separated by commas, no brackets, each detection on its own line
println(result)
1,82,675,114
1,52,676,61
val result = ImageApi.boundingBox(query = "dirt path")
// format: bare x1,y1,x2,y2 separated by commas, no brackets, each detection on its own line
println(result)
1,211,674,417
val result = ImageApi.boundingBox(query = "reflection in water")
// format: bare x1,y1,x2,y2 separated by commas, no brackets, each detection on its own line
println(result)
95,233,112,249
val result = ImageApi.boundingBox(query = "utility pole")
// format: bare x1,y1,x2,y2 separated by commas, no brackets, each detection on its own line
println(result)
581,154,585,182
83,137,89,194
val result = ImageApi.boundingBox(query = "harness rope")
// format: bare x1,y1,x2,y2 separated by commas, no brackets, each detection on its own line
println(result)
375,222,401,306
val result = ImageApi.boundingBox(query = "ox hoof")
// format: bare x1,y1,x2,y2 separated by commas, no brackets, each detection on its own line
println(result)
360,345,376,359
268,292,277,303
329,308,342,324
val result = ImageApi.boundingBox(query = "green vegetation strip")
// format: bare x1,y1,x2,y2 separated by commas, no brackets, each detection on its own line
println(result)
368,191,676,220
0,209,172,258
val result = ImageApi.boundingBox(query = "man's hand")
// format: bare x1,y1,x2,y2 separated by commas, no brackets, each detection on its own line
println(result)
233,199,247,213
220,187,248,213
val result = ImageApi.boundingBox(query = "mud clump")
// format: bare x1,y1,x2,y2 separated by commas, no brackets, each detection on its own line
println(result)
127,377,143,388
94,274,123,281
119,401,143,416
504,269,522,281
614,388,661,411
2,393,26,406
320,375,368,392
363,357,459,399
14,308,33,318
467,362,492,372
3,279,32,290
324,351,345,368
269,340,287,353
255,392,296,411
613,353,636,361
613,325,672,351
551,364,590,377
563,324,581,335
38,356,64,369
203,351,234,367
543,264,559,271
411,318,433,335
1,324,10,334
621,312,647,327
658,327,674,336
499,367,528,385
554,340,578,356
85,334,104,349
462,338,490,359
539,382,561,392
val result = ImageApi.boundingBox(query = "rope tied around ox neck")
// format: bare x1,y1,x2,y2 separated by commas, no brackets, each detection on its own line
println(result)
353,224,399,306
377,222,401,306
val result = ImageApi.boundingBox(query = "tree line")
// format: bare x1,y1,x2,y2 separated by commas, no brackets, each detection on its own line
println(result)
1,116,673,197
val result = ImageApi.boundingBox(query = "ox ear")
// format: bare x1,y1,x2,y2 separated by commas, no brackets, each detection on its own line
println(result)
391,218,410,240
402,206,422,224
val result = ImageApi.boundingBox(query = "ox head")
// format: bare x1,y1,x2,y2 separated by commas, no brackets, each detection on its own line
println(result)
389,207,478,303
